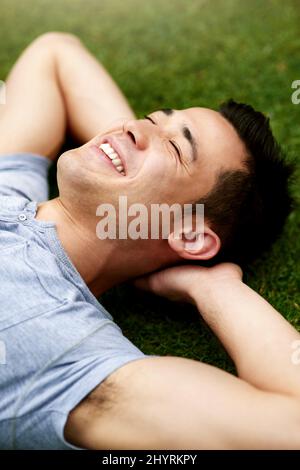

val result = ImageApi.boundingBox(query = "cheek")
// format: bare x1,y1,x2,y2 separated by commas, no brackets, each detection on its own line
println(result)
130,166,181,205
144,152,174,182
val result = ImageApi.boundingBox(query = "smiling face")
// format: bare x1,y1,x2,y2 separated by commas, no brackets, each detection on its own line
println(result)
57,107,247,220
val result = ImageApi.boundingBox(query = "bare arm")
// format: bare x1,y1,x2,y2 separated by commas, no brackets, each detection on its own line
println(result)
137,263,300,397
65,264,300,450
190,270,300,397
0,32,135,160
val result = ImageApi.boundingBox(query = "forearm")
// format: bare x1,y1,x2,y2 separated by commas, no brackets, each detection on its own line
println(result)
0,33,136,160
54,36,136,143
191,279,300,397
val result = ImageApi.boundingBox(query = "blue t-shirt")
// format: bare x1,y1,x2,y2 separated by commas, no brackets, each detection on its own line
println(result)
0,153,151,450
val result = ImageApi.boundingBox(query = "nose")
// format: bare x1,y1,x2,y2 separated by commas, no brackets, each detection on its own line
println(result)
124,119,156,151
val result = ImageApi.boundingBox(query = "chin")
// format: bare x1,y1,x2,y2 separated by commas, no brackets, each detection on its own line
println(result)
57,152,86,200
58,149,86,182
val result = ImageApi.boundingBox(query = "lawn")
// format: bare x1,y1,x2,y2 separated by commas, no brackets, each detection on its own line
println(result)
0,0,299,373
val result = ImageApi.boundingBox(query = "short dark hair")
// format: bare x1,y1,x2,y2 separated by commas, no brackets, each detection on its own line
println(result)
200,99,295,265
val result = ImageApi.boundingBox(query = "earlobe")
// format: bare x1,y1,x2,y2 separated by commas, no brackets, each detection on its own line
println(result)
168,226,221,261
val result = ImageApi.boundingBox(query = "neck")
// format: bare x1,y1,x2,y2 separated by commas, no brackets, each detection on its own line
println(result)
36,198,174,297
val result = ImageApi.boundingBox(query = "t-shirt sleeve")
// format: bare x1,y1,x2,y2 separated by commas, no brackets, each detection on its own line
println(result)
0,153,50,202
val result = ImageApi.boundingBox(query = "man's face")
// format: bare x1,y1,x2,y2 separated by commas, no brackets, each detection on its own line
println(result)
57,107,246,215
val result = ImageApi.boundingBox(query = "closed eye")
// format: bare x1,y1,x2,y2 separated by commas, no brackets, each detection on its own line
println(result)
169,140,181,159
144,115,156,125
144,115,183,163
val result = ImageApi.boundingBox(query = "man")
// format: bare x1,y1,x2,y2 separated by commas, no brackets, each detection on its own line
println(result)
0,32,299,450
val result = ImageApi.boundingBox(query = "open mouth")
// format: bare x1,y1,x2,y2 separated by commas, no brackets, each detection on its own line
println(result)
99,142,125,175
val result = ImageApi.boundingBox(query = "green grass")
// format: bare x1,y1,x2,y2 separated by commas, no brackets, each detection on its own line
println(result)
0,0,299,372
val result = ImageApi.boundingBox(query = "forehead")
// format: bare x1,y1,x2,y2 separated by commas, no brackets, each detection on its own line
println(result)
179,107,247,171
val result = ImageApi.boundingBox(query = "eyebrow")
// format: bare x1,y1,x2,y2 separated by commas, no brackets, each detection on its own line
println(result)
157,109,198,162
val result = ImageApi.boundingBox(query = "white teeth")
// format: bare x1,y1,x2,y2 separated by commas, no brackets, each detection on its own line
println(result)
109,152,119,160
99,143,117,156
111,158,122,167
99,143,119,160
112,161,124,172
99,142,125,175
114,165,124,174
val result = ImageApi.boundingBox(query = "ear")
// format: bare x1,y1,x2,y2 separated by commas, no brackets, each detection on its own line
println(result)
168,224,221,261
